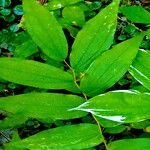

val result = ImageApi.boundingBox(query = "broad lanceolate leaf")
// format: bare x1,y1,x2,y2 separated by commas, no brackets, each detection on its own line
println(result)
71,90,150,123
129,49,150,90
108,138,150,150
0,58,77,91
120,6,150,24
70,0,120,73
46,0,83,10
80,34,144,97
5,124,103,150
23,0,68,61
0,93,87,129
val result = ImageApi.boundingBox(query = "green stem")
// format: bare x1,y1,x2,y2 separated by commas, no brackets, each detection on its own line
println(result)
64,60,109,150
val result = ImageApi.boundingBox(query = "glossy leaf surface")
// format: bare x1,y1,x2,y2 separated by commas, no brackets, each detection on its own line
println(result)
80,34,144,96
71,90,150,123
0,93,87,129
5,124,103,149
70,0,120,73
129,49,150,90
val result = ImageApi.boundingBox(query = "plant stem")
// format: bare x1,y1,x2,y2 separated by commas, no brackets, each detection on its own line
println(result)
64,60,109,150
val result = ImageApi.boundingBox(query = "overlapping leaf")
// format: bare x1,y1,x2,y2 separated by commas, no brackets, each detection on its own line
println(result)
62,6,85,27
0,57,77,91
71,90,150,123
0,93,87,129
46,0,83,10
23,0,68,61
70,0,120,73
120,6,150,24
80,34,144,96
5,124,103,149
129,49,150,90
108,138,150,150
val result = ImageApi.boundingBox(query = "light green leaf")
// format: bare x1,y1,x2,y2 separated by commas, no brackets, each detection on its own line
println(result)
70,0,120,73
0,57,77,91
0,93,87,129
5,124,103,149
46,0,83,10
108,138,150,150
13,31,37,58
14,39,37,58
71,90,150,123
23,0,68,61
62,6,85,27
120,6,150,24
80,34,144,97
129,49,150,90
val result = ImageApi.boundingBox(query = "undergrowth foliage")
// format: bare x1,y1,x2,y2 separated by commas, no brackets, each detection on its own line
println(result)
0,0,150,149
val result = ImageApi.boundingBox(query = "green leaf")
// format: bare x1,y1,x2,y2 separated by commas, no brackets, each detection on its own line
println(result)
71,90,150,123
129,49,150,90
0,0,11,7
108,138,150,150
70,0,120,73
131,120,150,129
5,124,103,149
0,57,76,91
120,6,150,24
13,5,23,16
14,40,37,58
105,125,126,134
46,0,83,10
0,93,87,129
80,34,144,97
23,0,68,61
62,6,85,27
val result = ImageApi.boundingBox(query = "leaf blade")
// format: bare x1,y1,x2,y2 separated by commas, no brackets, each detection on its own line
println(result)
71,90,150,123
108,138,150,150
70,0,120,73
0,93,87,129
23,0,68,61
5,124,103,150
80,34,144,96
0,57,76,90
120,6,150,24
129,49,150,90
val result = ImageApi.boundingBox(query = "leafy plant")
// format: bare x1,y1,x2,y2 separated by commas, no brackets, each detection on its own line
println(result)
0,0,150,149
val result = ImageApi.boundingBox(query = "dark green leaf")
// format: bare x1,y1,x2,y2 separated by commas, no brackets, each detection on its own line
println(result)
105,125,126,134
70,0,120,73
80,34,144,96
23,0,68,61
71,90,150,123
13,5,23,16
0,0,11,7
